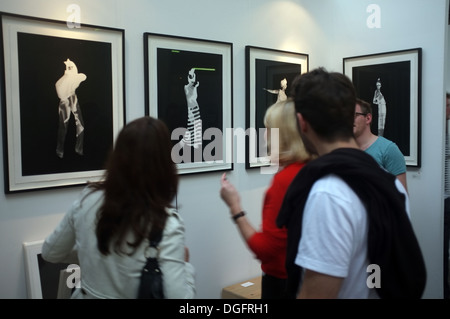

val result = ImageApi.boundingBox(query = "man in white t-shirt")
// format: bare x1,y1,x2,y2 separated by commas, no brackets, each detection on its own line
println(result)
277,67,426,299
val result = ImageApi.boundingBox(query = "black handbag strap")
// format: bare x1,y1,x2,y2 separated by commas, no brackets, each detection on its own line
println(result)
148,229,162,250
139,229,165,299
149,230,163,252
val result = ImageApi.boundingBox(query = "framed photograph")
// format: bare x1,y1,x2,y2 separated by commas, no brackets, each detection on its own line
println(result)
245,46,308,169
23,240,76,299
144,32,233,175
1,13,126,193
343,48,422,167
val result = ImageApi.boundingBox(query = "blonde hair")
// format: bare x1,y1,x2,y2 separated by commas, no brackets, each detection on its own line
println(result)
263,98,313,165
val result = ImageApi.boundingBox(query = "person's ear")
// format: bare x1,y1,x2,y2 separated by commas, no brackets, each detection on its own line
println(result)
297,113,308,133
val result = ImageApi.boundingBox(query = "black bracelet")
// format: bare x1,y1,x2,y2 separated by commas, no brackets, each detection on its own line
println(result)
232,211,246,222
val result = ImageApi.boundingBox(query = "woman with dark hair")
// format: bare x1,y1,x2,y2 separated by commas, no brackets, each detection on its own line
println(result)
42,116,195,299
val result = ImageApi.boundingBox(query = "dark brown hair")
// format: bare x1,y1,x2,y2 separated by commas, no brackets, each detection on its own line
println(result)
290,67,356,142
91,116,178,256
356,97,372,115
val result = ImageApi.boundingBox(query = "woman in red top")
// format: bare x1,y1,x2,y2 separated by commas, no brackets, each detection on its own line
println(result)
220,98,314,299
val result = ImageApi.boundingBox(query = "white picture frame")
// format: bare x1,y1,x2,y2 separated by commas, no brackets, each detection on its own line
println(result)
1,12,126,193
23,239,74,299
245,46,309,169
144,32,233,175
343,48,422,167
23,240,45,299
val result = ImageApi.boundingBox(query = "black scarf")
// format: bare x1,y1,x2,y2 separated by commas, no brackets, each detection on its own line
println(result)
276,148,426,299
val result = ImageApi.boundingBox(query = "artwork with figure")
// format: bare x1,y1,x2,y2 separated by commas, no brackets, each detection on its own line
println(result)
175,68,202,149
156,48,223,163
373,78,387,136
55,59,87,159
255,59,301,157
350,61,411,157
263,77,287,103
17,32,114,176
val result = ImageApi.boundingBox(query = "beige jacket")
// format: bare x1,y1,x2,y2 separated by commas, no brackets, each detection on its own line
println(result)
41,187,196,299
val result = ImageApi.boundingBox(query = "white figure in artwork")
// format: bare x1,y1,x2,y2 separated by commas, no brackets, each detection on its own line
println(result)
264,78,287,102
55,58,87,158
179,68,202,149
373,77,387,136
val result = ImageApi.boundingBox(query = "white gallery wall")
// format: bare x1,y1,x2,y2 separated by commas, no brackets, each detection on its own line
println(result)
0,0,447,298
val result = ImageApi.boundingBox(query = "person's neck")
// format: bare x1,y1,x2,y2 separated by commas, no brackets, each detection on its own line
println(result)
355,129,378,151
315,139,360,157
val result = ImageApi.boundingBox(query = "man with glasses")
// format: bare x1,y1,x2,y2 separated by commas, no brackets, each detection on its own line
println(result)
353,98,407,192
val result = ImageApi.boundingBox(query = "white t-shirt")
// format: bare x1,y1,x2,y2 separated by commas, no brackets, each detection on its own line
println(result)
295,174,409,299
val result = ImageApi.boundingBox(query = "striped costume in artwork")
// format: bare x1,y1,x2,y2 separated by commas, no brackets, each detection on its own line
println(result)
181,68,202,149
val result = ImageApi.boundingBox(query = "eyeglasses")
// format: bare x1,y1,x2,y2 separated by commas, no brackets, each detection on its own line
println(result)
354,112,367,118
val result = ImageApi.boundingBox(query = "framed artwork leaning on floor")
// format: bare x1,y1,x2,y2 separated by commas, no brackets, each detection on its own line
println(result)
23,240,78,299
